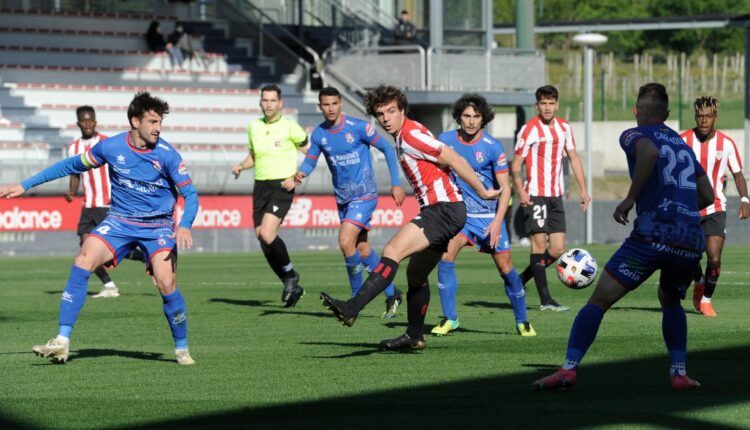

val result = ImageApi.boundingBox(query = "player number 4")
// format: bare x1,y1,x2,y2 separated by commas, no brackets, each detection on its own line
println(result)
96,225,111,235
660,145,696,190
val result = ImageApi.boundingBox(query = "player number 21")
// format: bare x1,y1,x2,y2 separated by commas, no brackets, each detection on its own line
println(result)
660,145,696,190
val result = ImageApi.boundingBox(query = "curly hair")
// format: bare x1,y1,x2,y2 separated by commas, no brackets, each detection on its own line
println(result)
127,92,169,122
451,93,494,128
694,96,719,115
364,85,408,116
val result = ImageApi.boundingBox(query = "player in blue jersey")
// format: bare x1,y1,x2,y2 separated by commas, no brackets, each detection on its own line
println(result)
431,93,535,337
295,86,406,317
0,92,199,365
532,83,714,391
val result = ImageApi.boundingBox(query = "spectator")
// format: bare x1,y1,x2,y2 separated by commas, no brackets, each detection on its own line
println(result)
185,29,212,70
166,21,187,68
144,20,167,52
394,9,416,45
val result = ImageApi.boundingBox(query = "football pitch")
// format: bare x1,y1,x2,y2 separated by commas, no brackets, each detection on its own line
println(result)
2,245,750,429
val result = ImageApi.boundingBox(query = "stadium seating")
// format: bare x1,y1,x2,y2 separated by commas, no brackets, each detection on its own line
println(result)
0,7,321,190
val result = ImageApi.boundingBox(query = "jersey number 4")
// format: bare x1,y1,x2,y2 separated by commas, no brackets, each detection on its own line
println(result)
660,146,696,190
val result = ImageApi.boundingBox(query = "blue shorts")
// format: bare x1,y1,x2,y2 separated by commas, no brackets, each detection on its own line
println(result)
89,216,176,268
459,216,511,254
338,198,378,231
604,238,701,297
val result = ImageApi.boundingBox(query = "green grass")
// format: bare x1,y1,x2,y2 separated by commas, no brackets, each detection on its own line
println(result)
2,245,750,429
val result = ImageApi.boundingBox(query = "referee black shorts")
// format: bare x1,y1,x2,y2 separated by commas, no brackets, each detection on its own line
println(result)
77,207,110,237
253,180,295,227
410,201,466,252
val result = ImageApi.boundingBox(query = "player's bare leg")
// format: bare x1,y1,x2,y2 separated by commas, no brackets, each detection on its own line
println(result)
33,237,114,363
256,213,302,306
698,235,724,316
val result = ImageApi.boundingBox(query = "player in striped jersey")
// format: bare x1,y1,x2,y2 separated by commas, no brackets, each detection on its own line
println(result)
681,96,750,317
512,85,590,312
320,85,500,351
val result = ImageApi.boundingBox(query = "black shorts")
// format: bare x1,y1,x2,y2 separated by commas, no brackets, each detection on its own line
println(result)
77,207,109,237
524,196,566,235
701,211,727,238
410,201,466,252
253,180,294,226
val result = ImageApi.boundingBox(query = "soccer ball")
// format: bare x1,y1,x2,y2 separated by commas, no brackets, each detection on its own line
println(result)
556,248,598,290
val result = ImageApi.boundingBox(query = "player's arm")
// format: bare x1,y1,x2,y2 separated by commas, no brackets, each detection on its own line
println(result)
0,152,99,199
295,134,322,183
168,155,198,250
565,147,591,211
510,154,531,208
732,171,750,219
232,151,254,180
372,134,405,206
613,137,658,225
696,175,713,210
438,146,500,200
485,170,512,248
65,174,81,203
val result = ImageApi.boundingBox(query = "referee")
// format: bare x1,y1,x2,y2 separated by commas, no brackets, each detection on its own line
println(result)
232,84,308,307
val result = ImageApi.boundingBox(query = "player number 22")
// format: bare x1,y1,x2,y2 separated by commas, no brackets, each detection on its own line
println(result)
660,146,696,190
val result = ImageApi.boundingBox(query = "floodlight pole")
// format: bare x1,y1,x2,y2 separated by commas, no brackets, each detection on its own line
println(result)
573,33,607,244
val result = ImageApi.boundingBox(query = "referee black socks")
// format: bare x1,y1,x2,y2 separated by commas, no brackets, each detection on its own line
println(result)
261,236,294,281
348,257,399,312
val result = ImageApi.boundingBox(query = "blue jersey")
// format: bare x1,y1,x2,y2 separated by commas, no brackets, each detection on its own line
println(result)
619,124,707,251
82,132,194,222
301,115,400,204
439,130,508,217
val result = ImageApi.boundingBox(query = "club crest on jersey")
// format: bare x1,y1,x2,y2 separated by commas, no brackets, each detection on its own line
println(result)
158,238,166,246
716,151,724,160
178,161,188,175
345,133,355,144
151,160,162,172
475,152,485,163
116,154,126,164
537,219,545,228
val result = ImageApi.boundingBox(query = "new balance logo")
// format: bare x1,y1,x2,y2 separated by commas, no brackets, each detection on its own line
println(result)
61,292,73,303
172,312,187,325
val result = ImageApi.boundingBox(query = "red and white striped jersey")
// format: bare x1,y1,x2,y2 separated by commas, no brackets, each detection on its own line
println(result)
396,119,462,207
681,129,742,215
67,133,110,208
514,116,576,197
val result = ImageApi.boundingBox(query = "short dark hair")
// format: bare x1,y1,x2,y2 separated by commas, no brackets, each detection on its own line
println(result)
452,93,494,128
76,105,95,119
401,9,409,15
127,92,169,122
318,86,341,101
636,83,669,120
261,84,282,98
535,85,559,102
365,85,408,116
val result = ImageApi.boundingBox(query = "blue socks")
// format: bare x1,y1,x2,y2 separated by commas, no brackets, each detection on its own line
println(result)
362,250,395,298
58,265,92,338
437,260,458,321
662,304,687,373
564,303,605,369
162,289,188,349
344,252,364,296
501,269,527,323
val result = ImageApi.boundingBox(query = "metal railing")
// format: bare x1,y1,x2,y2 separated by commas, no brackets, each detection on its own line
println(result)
326,45,545,93
324,45,426,90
